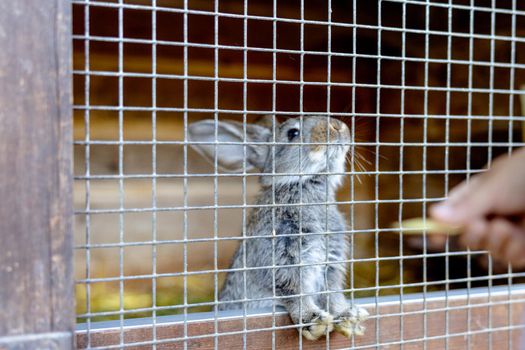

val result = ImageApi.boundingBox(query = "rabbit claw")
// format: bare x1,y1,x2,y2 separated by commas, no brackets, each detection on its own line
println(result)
301,311,334,340
334,306,369,338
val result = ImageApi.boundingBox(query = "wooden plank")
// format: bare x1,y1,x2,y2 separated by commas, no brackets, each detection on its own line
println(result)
76,288,525,349
0,0,74,348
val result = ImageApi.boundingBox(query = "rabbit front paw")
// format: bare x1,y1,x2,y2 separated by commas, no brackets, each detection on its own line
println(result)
334,306,369,338
301,311,334,340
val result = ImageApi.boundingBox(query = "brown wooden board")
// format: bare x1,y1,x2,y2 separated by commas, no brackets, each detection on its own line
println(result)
77,288,525,349
0,0,74,349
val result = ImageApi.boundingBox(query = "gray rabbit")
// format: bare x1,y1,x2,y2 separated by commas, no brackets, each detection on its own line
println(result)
188,116,368,340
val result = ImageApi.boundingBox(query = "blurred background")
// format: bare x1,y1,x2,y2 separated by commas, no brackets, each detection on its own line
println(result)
72,0,525,321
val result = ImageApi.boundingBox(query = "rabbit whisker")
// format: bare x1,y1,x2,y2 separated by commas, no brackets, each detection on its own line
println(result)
345,154,366,184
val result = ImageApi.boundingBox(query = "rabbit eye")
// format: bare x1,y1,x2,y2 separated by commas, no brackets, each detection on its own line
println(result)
287,128,300,141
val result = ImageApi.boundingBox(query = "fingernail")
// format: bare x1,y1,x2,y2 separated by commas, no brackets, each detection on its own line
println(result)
431,203,456,221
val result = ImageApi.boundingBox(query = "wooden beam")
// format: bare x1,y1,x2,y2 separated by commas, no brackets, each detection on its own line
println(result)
76,287,525,349
72,51,335,82
0,1,74,349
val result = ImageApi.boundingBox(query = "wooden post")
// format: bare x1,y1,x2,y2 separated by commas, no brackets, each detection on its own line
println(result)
0,1,73,349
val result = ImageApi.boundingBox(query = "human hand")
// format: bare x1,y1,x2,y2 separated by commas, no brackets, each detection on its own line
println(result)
430,147,525,268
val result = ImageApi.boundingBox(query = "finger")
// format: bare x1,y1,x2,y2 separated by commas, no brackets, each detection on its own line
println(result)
459,219,488,251
430,177,488,225
447,178,480,206
430,182,471,222
485,219,514,261
501,221,525,268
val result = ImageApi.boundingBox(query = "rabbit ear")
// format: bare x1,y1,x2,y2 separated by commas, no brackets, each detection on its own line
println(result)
188,120,271,172
254,115,280,130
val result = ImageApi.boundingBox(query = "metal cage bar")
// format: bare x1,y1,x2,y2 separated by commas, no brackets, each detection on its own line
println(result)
72,0,525,349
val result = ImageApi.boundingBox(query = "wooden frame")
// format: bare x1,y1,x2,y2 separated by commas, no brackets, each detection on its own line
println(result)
0,1,74,349
0,1,522,349
76,286,525,349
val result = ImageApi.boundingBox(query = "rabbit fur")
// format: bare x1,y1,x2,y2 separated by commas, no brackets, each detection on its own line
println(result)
188,116,369,340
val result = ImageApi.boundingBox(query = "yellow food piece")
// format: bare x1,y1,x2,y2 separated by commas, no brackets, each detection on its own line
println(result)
392,218,462,235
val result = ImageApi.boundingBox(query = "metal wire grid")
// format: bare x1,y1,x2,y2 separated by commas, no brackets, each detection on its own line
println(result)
73,0,525,348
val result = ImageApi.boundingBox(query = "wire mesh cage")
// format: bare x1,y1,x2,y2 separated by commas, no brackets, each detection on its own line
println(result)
72,0,525,348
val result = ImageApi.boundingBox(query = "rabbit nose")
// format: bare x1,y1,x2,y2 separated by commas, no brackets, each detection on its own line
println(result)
329,120,343,131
